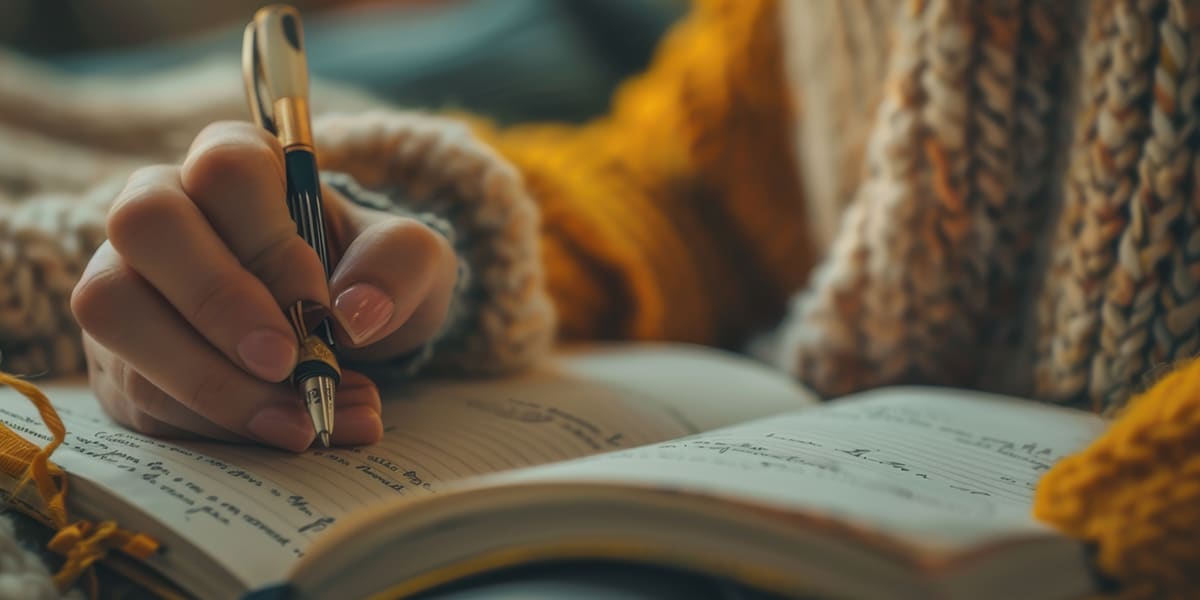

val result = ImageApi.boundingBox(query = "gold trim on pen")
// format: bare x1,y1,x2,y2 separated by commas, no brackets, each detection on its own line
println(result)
273,97,314,150
297,334,340,376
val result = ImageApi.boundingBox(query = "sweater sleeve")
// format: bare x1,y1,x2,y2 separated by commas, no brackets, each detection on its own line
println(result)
0,178,122,377
0,112,557,381
311,111,555,378
462,0,816,350
1,0,807,377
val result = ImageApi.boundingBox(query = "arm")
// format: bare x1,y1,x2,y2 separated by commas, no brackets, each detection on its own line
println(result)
3,0,805,377
461,0,815,349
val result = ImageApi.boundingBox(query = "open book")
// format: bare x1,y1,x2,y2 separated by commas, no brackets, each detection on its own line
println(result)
0,343,1106,600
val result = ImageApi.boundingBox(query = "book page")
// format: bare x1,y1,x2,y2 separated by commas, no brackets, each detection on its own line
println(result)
0,343,812,592
492,386,1108,553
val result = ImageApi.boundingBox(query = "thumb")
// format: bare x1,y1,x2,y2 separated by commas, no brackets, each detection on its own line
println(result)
327,214,458,358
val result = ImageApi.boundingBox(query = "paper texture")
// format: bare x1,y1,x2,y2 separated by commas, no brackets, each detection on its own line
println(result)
0,344,810,589
500,387,1107,551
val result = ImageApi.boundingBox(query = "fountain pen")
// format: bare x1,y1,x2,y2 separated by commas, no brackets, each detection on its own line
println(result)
242,5,338,447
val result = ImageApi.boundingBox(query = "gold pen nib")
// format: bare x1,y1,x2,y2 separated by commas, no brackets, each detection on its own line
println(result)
289,321,339,450
301,374,336,449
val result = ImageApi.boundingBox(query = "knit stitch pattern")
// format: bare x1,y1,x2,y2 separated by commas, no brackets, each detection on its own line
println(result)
467,0,815,348
2,0,1200,596
0,51,553,380
0,515,81,600
1034,356,1200,599
313,110,555,375
778,0,1082,397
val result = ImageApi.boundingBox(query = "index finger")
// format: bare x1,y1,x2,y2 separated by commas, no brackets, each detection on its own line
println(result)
181,121,332,315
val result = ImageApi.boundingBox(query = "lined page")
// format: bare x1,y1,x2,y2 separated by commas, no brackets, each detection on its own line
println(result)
0,343,810,590
495,387,1108,552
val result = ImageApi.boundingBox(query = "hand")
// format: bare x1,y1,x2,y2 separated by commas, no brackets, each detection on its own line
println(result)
71,121,459,451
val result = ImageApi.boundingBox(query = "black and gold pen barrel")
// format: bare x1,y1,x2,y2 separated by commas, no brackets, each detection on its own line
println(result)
244,5,339,448
274,94,339,449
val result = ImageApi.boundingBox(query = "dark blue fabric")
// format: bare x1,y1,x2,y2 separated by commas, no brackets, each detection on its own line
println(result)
31,0,683,124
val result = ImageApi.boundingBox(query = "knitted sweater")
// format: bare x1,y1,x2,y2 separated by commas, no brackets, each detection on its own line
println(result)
476,0,1199,414
0,0,1198,597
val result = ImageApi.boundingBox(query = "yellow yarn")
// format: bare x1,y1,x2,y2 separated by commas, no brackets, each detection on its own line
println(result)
0,372,159,599
1034,359,1200,599
466,0,815,349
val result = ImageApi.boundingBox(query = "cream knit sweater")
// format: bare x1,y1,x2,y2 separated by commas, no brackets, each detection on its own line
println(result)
3,1,1200,596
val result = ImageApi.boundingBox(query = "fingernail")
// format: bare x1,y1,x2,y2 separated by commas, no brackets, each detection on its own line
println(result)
237,328,297,381
334,283,394,345
247,405,313,451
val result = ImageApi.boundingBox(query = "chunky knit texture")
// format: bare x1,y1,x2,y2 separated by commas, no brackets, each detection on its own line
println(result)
0,52,554,380
314,110,555,376
1034,357,1200,599
478,0,1200,595
2,0,1200,597
0,514,81,600
465,0,814,349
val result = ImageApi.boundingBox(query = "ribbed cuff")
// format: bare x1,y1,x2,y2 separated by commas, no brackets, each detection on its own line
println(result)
321,170,470,378
311,109,555,379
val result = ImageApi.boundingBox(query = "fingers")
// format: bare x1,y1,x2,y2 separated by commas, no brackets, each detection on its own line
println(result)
72,241,315,451
327,213,459,360
85,331,247,442
78,120,392,450
86,330,383,446
74,246,386,448
328,370,384,445
180,122,330,312
106,165,298,383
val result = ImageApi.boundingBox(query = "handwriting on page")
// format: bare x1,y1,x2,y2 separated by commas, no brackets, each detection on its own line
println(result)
518,390,1106,546
0,396,650,555
650,401,1090,516
0,405,326,557
0,371,706,586
671,407,1066,503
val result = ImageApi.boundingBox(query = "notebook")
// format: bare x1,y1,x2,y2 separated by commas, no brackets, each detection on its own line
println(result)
0,343,1106,599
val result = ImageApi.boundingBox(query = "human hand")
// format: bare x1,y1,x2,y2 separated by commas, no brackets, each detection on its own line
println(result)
71,121,459,451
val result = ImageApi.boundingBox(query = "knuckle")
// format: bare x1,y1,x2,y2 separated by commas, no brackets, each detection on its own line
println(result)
393,218,449,262
184,127,283,197
106,177,185,250
188,271,251,330
246,234,320,292
197,120,280,151
71,262,134,333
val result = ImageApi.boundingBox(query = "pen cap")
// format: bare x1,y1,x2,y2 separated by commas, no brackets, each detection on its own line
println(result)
253,4,309,101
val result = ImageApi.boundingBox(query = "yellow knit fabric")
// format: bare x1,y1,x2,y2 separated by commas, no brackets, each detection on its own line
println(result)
471,0,1200,596
466,0,815,349
0,0,1196,596
1034,360,1200,599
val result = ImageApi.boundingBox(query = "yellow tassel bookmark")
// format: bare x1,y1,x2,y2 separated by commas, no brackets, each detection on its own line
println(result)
0,371,160,599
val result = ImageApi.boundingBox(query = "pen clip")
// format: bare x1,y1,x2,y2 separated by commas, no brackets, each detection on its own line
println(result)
242,4,312,139
242,22,276,134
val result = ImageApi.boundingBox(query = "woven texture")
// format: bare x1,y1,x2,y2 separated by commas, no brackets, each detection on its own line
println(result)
3,0,1200,596
0,515,78,600
1034,357,1200,599
0,51,553,381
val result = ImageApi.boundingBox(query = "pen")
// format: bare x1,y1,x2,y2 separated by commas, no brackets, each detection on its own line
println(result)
242,5,338,448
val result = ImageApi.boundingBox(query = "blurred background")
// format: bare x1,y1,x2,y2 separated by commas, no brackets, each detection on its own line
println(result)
0,0,685,124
